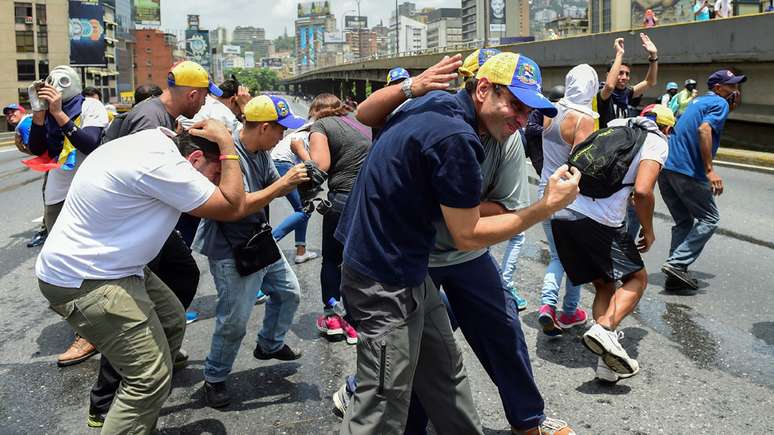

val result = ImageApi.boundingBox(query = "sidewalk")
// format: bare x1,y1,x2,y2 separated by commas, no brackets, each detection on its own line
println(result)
716,147,774,170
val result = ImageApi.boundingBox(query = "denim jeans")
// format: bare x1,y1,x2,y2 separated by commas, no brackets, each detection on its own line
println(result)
625,203,640,242
658,169,720,269
271,160,311,246
541,219,581,314
500,233,526,295
204,254,301,384
321,192,348,311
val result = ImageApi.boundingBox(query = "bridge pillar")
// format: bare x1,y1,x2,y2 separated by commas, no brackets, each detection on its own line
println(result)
354,80,367,103
369,80,384,95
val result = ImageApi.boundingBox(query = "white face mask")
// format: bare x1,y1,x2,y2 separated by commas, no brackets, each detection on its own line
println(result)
45,66,82,101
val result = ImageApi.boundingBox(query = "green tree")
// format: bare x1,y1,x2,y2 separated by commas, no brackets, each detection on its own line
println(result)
273,35,295,52
225,67,280,94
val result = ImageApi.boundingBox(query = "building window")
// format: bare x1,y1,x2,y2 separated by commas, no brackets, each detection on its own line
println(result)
14,2,33,24
602,0,611,32
17,60,36,81
18,88,30,107
35,3,46,25
37,26,47,53
16,30,34,52
38,60,49,79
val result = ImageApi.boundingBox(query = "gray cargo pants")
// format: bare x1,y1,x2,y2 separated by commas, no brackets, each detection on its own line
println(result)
339,265,483,435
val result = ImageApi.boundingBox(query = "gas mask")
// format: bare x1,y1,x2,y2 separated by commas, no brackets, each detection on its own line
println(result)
28,65,83,111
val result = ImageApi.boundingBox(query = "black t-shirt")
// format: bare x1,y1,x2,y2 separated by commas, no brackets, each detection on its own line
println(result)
597,86,635,128
103,97,176,142
309,116,371,193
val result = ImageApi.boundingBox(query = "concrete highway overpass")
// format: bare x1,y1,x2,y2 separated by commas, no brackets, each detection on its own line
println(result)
285,13,774,150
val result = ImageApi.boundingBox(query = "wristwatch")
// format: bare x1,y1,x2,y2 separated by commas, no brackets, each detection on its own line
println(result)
401,77,414,99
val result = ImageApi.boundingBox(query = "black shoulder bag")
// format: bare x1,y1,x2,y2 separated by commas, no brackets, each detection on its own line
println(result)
218,222,281,276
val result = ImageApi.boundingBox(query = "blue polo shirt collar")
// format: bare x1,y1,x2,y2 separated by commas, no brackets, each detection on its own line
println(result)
455,90,478,132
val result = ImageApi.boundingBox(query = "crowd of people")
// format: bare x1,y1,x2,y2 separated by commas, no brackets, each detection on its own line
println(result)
2,27,747,435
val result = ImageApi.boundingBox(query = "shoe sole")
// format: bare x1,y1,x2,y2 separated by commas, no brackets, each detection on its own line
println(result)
582,334,638,376
294,255,318,264
332,392,347,418
87,419,104,428
345,336,358,345
206,398,231,409
255,297,268,305
557,318,587,329
254,351,303,361
316,322,345,337
661,265,699,290
538,313,563,336
57,350,99,367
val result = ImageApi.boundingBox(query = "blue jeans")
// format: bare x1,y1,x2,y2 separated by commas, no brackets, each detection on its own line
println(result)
271,160,311,246
406,253,545,432
541,219,581,314
500,233,526,295
625,203,640,242
658,169,719,269
204,254,301,383
320,192,348,311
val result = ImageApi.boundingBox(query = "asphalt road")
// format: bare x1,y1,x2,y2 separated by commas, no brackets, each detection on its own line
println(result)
0,99,772,434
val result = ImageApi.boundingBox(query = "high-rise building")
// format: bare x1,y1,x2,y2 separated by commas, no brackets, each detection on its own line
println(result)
427,8,462,49
113,0,135,97
461,0,529,43
388,14,427,55
588,0,631,33
1,0,69,118
133,29,177,90
232,26,265,47
294,4,336,72
371,20,390,56
345,30,378,59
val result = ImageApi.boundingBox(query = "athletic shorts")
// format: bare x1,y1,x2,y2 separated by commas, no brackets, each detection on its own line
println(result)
551,212,644,285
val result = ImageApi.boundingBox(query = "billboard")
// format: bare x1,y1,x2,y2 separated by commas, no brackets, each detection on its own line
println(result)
489,0,506,33
530,0,586,39
187,14,200,30
261,58,283,68
631,0,694,26
297,1,330,18
244,51,255,68
344,15,368,30
185,30,211,71
69,1,107,66
222,45,241,55
134,0,160,25
324,32,345,44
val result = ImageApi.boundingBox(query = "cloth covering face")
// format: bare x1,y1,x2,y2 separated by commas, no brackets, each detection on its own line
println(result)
558,64,599,119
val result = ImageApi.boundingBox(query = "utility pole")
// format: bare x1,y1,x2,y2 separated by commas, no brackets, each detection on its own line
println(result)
395,0,399,55
355,0,362,59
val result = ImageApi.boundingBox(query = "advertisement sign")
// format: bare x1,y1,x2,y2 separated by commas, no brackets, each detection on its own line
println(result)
324,32,345,44
489,0,506,33
297,1,330,18
530,0,586,38
185,30,211,71
344,15,368,30
244,51,255,68
222,45,241,55
630,0,694,27
261,58,283,68
187,14,200,30
69,1,107,66
134,0,160,25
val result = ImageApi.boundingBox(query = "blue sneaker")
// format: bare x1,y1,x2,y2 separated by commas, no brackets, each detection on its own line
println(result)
185,311,199,324
255,290,268,305
508,287,528,312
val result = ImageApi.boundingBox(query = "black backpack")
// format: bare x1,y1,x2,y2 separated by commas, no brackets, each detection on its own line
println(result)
567,121,648,199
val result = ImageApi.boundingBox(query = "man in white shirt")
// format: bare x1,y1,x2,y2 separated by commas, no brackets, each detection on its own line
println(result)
551,105,673,384
35,119,308,434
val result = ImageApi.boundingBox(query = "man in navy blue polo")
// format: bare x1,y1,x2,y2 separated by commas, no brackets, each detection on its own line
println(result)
334,52,581,435
659,69,746,290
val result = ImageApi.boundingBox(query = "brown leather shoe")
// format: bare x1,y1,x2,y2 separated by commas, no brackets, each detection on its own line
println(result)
57,336,98,367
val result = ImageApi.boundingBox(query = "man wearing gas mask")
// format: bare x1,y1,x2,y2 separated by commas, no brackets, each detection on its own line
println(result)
26,64,109,367
658,69,746,291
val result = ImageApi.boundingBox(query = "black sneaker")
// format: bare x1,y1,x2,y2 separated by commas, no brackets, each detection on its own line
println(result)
87,408,106,428
661,264,699,290
27,229,47,248
664,274,699,292
173,349,189,371
204,381,231,409
253,343,302,361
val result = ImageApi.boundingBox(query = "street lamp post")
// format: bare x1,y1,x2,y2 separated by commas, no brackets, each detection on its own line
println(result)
395,0,399,55
355,0,362,59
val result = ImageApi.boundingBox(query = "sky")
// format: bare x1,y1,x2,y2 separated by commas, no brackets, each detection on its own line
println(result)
162,0,459,39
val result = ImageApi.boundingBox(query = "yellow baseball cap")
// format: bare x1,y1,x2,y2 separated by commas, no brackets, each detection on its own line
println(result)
476,52,557,117
640,104,676,127
167,61,222,97
243,95,305,129
459,48,501,78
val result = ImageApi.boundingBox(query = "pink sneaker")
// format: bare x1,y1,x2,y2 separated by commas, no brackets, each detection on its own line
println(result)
538,304,563,336
557,308,588,329
341,319,358,345
316,314,344,337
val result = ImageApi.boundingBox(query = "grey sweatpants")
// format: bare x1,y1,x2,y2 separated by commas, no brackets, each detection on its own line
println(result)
339,265,483,435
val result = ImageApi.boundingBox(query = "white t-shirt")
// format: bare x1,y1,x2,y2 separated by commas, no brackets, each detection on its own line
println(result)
36,128,216,288
44,98,109,205
270,127,310,164
191,95,241,132
568,119,669,227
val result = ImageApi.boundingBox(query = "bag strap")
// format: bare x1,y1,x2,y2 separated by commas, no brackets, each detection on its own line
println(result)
339,115,373,141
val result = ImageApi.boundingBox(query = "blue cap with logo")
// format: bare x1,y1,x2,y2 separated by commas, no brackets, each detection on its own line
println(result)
386,67,410,86
243,95,306,129
707,69,747,89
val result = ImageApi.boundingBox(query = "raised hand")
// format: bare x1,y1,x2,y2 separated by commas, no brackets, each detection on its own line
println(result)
640,33,658,57
410,54,463,97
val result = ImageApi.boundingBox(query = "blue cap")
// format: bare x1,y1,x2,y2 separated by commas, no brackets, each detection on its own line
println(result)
476,52,557,117
3,103,25,115
386,67,410,85
666,82,678,90
707,69,747,88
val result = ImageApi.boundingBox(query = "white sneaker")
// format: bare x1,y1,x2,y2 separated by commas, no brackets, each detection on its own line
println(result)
583,324,639,376
595,356,638,382
294,252,319,264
